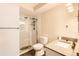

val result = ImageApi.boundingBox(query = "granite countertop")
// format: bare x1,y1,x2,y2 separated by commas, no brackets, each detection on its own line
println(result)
45,40,77,56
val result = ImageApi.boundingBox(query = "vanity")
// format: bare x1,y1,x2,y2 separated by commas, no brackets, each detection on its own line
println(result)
45,37,78,56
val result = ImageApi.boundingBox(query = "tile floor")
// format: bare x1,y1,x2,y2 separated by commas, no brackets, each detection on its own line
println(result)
20,47,63,56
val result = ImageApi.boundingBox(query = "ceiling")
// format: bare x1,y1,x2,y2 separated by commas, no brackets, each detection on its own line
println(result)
19,3,60,15
19,3,38,12
19,3,78,16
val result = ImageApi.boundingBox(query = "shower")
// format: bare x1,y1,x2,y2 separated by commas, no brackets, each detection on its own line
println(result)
20,16,38,50
31,17,38,43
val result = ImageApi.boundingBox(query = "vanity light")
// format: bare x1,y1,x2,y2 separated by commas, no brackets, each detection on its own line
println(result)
67,6,73,10
66,3,72,7
66,3,74,13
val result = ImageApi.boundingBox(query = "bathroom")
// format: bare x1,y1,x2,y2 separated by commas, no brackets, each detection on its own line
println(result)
19,3,79,56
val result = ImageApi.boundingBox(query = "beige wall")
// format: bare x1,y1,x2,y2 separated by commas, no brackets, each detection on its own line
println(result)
38,4,78,43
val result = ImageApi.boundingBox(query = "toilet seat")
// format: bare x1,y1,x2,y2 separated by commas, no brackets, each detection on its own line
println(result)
33,43,43,51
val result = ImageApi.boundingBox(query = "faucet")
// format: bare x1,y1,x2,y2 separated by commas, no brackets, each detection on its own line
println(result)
71,42,76,51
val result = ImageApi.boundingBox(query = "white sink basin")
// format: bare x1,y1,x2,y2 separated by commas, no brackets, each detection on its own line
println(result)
55,41,71,48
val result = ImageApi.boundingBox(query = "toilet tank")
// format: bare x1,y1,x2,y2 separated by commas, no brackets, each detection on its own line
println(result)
39,36,48,45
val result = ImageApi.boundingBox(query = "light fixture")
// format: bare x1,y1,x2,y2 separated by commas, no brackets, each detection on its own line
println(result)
66,3,72,7
66,3,74,13
67,6,73,10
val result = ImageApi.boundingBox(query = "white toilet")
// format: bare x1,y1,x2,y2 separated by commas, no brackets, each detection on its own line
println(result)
33,36,48,56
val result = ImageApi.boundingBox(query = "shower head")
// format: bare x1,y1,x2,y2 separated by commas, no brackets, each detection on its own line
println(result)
32,18,38,21
32,18,36,20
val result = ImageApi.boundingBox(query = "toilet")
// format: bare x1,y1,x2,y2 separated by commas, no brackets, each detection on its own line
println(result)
33,36,48,56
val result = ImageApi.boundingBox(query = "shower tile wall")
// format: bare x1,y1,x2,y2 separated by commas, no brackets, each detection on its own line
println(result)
20,16,30,48
20,15,37,49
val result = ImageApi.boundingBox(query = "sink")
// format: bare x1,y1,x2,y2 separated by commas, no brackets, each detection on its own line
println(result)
55,41,71,48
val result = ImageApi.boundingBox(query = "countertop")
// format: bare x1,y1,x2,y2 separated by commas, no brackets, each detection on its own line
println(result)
45,40,77,56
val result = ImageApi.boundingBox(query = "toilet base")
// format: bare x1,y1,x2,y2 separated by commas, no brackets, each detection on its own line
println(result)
35,49,46,56
42,51,46,56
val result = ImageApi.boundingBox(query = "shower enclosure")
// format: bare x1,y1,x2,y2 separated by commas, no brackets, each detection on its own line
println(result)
19,15,38,50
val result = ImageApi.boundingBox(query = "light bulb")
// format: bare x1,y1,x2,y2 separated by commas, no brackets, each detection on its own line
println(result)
66,3,72,7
